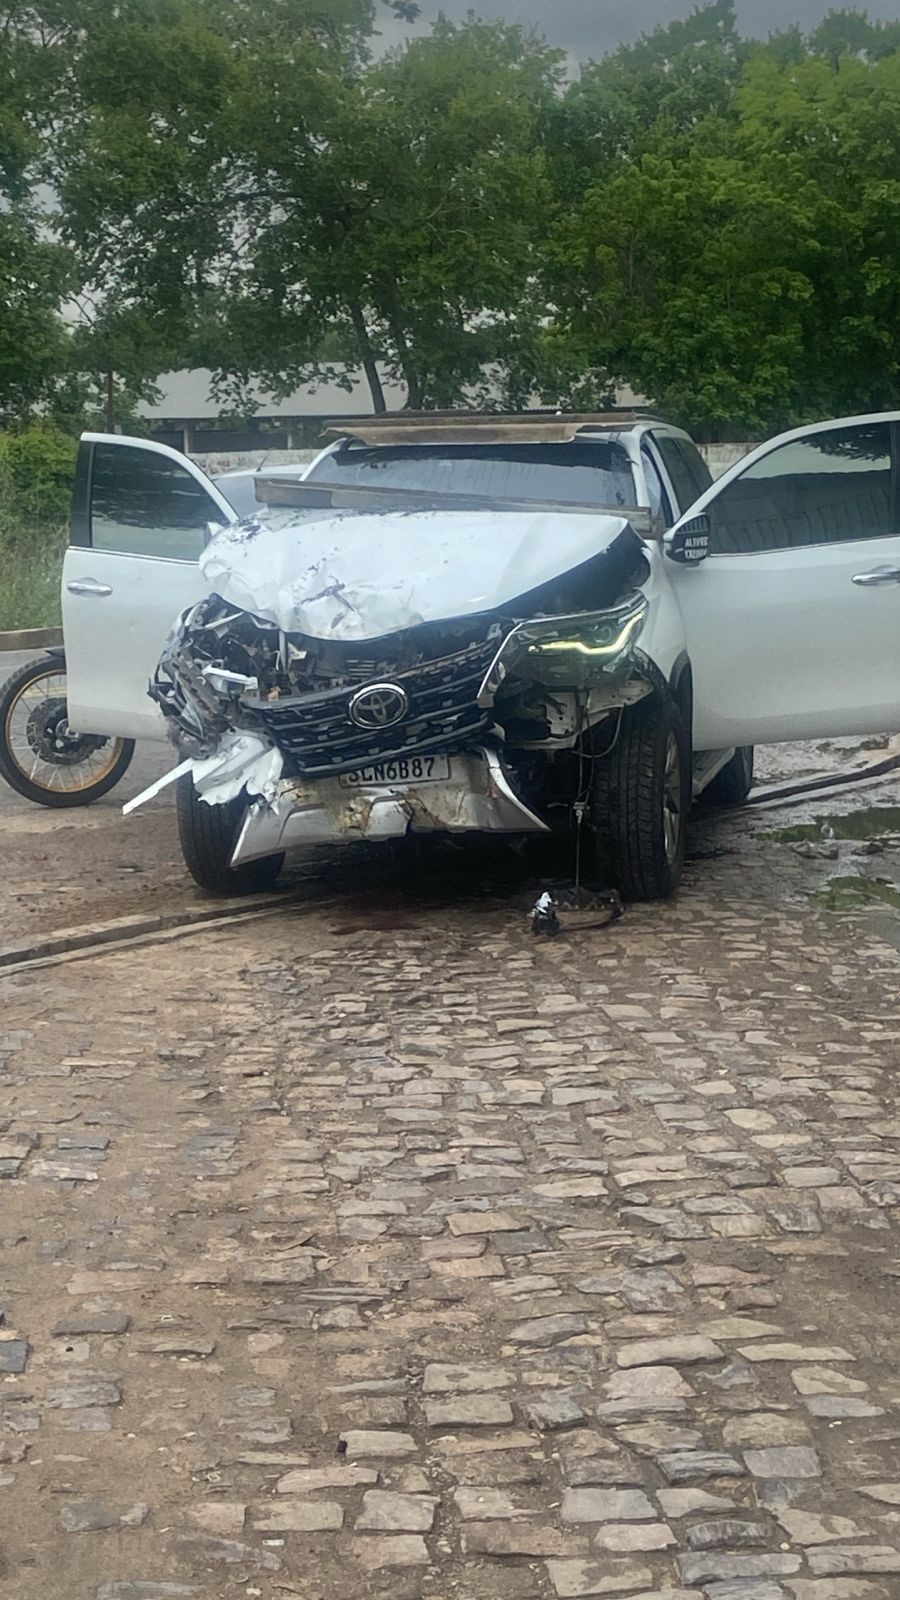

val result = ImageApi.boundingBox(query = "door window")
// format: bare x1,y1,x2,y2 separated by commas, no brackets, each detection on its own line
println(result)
641,447,673,526
90,443,218,560
708,422,896,556
654,434,713,513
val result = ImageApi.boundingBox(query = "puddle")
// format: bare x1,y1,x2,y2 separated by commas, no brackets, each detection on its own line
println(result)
812,875,900,913
768,806,900,844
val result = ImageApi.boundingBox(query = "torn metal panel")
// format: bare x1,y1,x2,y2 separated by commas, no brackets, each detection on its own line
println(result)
191,734,284,807
198,507,647,641
229,747,550,865
151,579,655,780
123,735,283,817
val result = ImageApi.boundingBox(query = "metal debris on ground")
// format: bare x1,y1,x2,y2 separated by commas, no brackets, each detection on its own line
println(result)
791,841,840,860
530,885,624,937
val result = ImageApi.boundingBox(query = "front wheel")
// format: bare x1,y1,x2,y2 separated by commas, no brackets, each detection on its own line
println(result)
0,656,135,807
590,696,690,901
176,773,284,895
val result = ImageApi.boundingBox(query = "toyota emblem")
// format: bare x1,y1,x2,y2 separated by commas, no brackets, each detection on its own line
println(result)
347,682,410,730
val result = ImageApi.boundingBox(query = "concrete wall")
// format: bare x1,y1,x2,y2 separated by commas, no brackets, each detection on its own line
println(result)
700,443,753,479
191,447,319,476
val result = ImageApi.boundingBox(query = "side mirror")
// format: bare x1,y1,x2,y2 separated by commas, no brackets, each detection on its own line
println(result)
665,512,710,564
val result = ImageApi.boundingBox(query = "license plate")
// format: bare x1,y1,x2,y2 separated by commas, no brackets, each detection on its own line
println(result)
340,755,451,788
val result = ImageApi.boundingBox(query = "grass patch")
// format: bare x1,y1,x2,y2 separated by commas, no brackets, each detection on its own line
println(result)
0,424,76,631
769,806,900,844
813,875,900,913
0,528,64,630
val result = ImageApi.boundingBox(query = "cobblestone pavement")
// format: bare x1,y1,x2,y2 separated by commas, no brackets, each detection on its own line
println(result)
3,840,900,1600
1,655,896,950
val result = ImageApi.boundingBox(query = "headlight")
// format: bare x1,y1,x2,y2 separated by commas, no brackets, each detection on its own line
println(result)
524,604,647,660
478,594,648,703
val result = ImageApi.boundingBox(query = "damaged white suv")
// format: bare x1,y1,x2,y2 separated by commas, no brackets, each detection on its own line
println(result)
63,411,900,899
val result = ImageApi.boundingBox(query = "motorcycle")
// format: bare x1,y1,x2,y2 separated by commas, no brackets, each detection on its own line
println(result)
0,648,134,807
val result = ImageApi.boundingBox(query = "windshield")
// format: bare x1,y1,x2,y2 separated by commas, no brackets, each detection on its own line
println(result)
307,440,639,509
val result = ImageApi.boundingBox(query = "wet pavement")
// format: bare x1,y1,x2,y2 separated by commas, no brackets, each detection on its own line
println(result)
3,645,900,949
3,665,900,1597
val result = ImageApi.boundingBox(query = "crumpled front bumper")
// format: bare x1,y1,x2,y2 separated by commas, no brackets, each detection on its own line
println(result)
230,745,549,866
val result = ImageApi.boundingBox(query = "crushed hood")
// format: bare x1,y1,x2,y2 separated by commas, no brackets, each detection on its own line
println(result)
200,506,643,642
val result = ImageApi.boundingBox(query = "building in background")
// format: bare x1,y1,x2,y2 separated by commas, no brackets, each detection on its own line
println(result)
136,368,745,477
137,368,649,454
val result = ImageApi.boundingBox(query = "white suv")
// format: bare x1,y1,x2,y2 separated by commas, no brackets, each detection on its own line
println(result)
58,411,900,899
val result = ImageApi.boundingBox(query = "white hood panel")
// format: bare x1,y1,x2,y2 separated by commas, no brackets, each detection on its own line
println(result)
199,507,635,641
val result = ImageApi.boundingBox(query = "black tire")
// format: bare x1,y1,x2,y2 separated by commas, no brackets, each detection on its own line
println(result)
590,695,690,901
176,772,284,895
0,656,135,808
704,745,754,807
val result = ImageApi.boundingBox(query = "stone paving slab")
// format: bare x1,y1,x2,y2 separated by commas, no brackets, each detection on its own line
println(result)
2,870,900,1598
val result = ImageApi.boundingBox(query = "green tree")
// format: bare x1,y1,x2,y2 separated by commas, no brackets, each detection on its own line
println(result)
41,0,420,418
43,2,559,412
809,9,900,65
221,17,563,410
550,0,748,201
542,4,900,435
736,42,900,419
0,6,74,423
12,0,900,440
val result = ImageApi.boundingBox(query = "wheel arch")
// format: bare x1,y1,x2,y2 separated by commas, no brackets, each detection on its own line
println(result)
669,654,693,743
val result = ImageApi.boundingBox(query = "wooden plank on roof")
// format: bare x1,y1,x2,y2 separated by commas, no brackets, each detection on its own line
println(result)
252,475,652,531
321,410,658,448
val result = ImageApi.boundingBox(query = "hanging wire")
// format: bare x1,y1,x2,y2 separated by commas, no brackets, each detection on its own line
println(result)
571,700,624,895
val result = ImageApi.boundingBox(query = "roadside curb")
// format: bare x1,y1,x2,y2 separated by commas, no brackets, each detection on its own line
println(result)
0,626,63,652
747,735,900,809
0,893,294,970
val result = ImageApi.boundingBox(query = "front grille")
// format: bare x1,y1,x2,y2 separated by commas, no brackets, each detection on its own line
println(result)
249,635,499,778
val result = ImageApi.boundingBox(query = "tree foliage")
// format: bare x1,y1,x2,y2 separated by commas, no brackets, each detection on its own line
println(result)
539,3,900,433
0,7,74,421
2,0,900,435
215,18,563,410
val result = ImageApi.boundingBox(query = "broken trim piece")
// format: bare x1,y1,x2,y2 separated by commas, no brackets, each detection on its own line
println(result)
191,735,284,807
122,760,192,815
123,735,283,817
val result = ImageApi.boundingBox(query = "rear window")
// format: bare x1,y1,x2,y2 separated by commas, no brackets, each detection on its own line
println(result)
307,441,639,509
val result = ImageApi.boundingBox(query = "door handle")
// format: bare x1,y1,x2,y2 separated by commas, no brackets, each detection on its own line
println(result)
67,579,113,597
852,565,900,587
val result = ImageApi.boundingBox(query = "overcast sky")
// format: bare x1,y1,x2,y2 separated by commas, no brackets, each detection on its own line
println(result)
376,0,900,61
